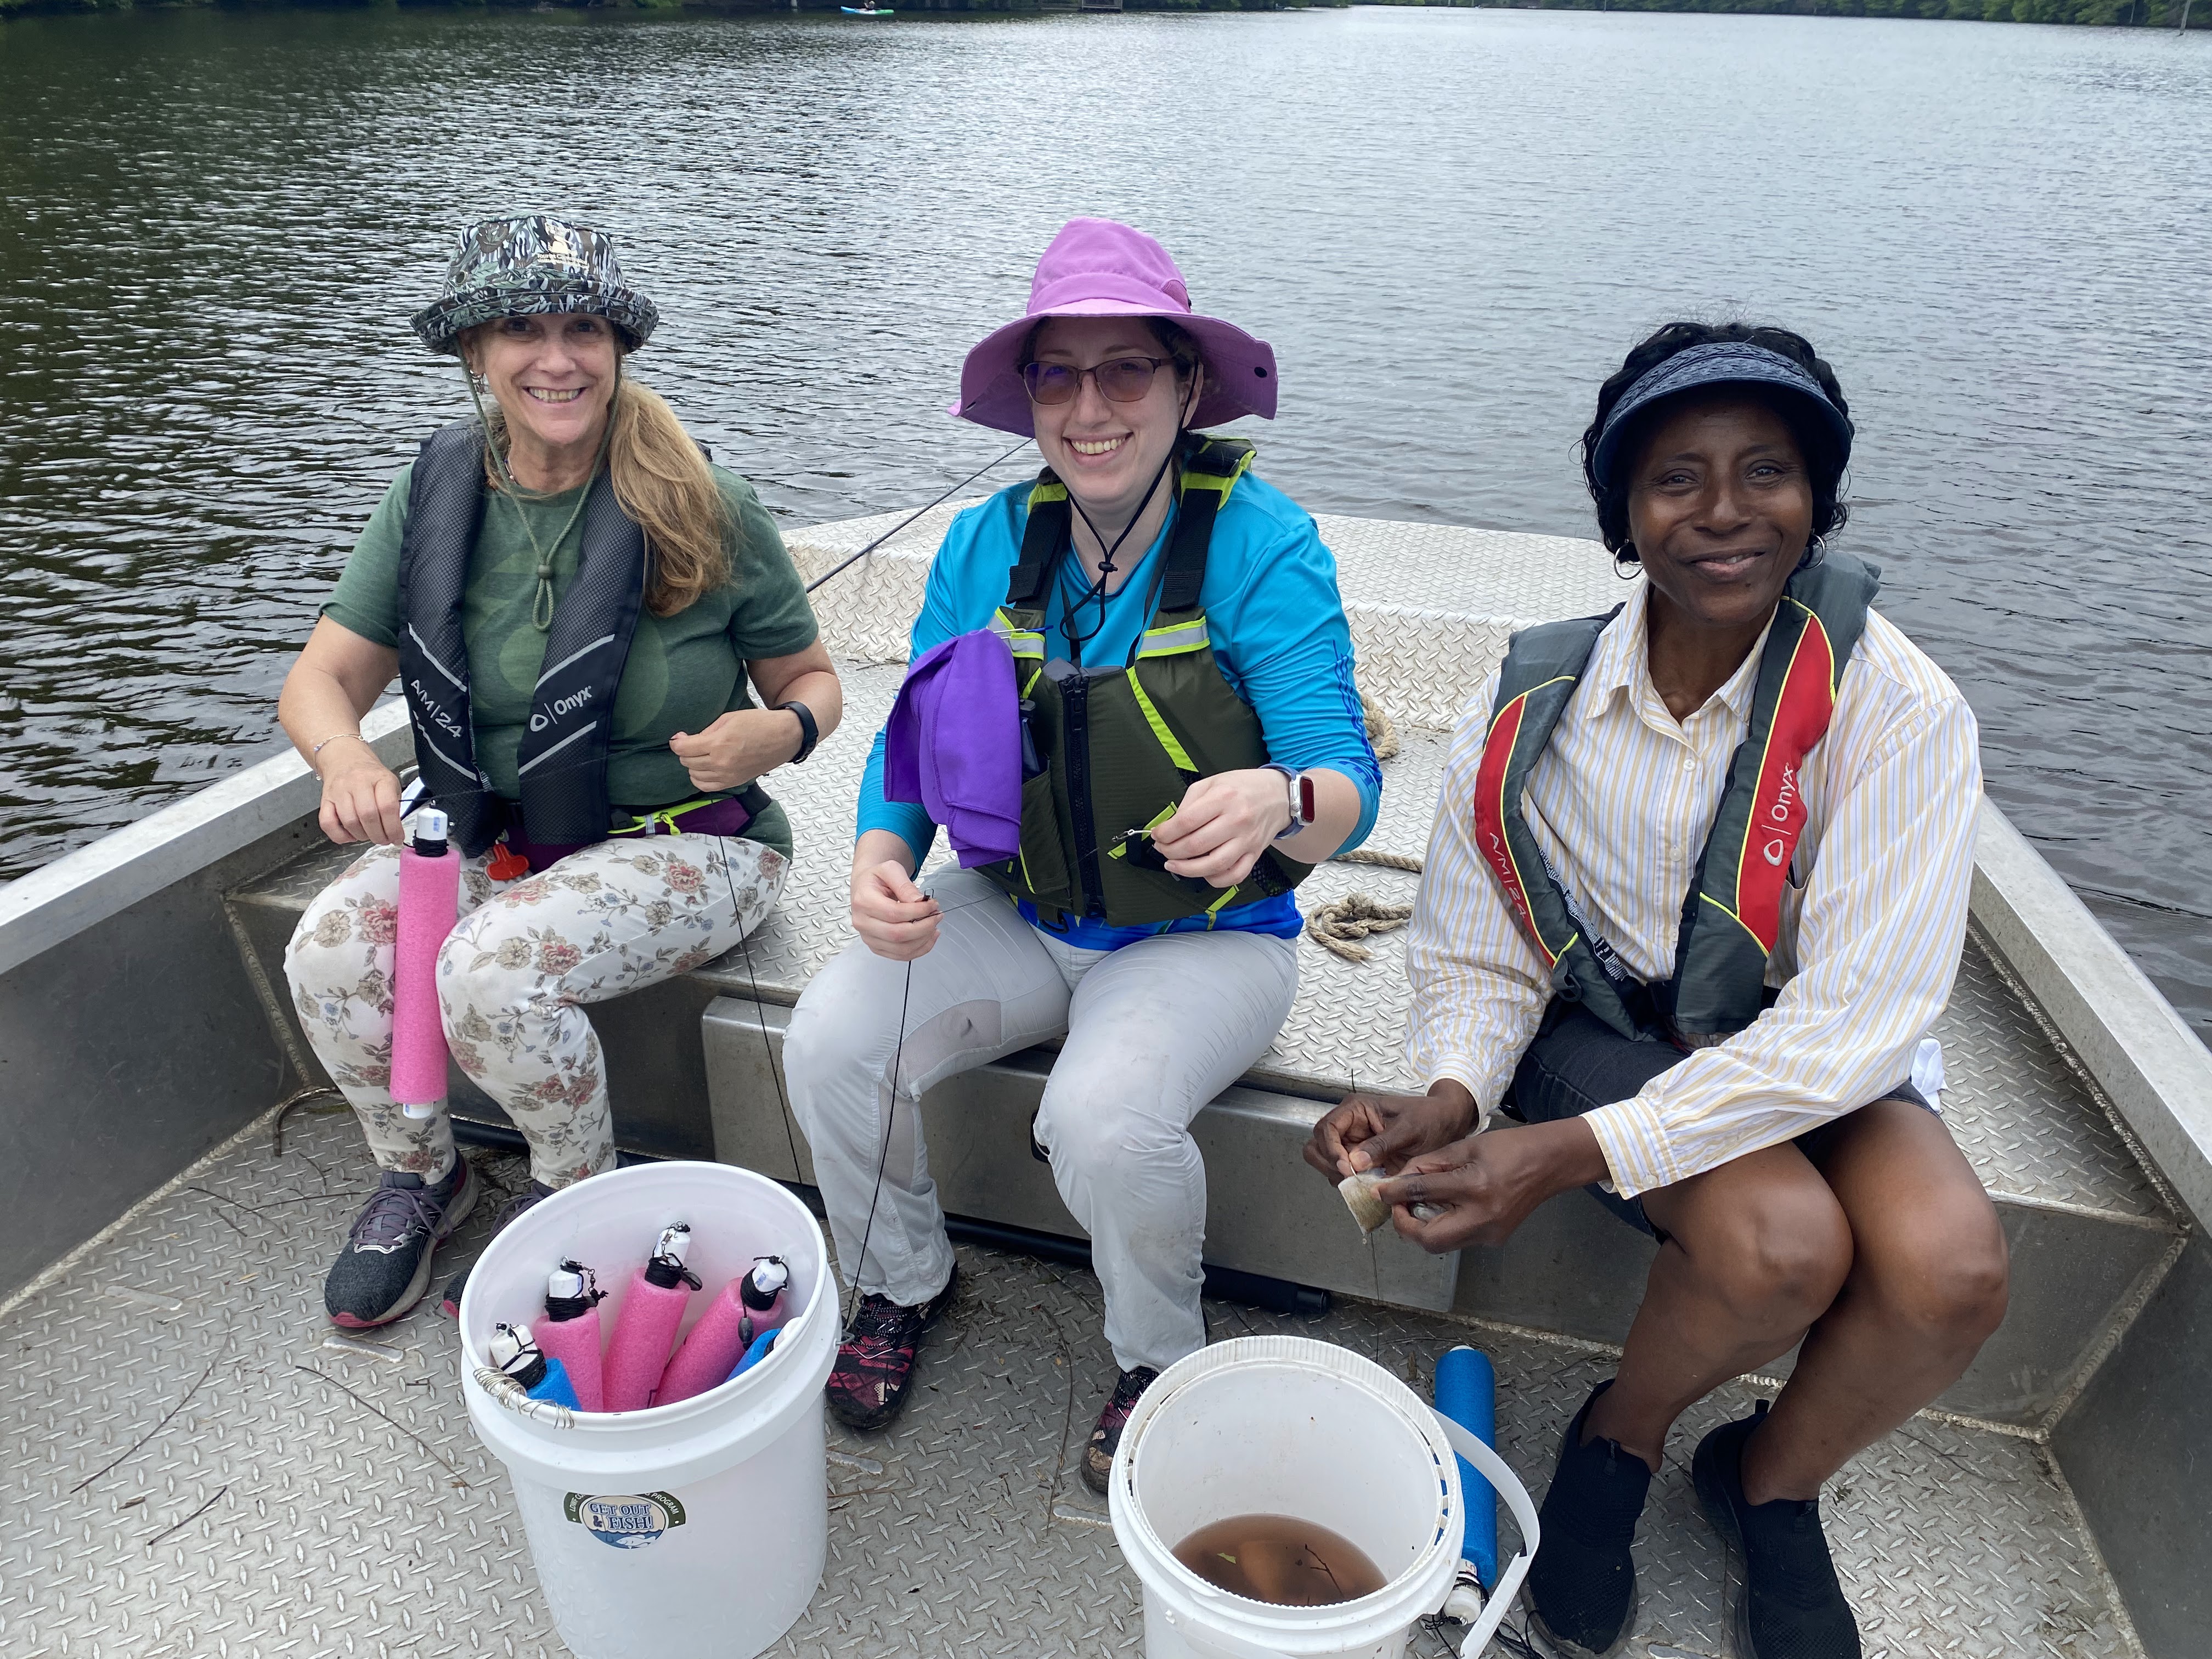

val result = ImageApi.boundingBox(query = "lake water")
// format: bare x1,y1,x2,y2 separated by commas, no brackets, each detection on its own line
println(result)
1,4,2206,1040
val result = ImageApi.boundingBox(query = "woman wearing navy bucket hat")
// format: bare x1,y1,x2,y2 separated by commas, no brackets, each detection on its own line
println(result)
783,218,1382,1486
1308,323,2010,1658
278,215,842,1330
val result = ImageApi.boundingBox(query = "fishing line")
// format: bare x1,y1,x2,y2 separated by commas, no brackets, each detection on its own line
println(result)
720,848,808,1186
835,883,1009,1325
844,952,914,1327
804,438,1035,595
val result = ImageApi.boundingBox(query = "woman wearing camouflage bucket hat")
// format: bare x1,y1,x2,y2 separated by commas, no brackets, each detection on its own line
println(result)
276,214,843,1331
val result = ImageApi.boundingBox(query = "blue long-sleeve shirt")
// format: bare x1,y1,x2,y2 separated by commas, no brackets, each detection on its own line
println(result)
858,470,1382,950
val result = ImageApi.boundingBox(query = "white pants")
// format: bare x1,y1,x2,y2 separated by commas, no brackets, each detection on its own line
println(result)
783,869,1299,1373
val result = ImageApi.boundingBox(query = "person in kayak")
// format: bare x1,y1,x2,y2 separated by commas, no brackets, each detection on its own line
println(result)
279,215,840,1330
1305,323,2009,1659
783,218,1381,1488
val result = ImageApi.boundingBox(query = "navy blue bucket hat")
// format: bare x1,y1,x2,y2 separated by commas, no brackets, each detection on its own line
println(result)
411,215,659,356
1590,340,1854,492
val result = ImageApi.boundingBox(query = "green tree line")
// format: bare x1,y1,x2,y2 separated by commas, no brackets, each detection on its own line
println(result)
1380,0,2192,23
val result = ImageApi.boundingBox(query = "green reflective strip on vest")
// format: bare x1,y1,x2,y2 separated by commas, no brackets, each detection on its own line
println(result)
1136,616,1212,657
990,609,1046,659
1125,669,1198,772
1027,479,1069,507
1179,448,1254,499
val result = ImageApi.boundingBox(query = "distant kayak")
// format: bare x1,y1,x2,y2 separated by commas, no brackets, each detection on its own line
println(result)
840,6,894,12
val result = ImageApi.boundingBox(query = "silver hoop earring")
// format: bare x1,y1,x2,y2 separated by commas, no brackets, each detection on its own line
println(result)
1796,534,1829,573
1612,546,1641,581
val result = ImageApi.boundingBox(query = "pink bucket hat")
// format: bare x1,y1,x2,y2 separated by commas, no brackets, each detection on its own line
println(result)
951,218,1279,437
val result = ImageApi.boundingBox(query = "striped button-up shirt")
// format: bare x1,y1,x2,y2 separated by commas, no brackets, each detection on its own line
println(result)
1406,578,1982,1198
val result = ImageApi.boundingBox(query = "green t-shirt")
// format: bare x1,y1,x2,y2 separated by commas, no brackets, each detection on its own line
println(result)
323,460,816,859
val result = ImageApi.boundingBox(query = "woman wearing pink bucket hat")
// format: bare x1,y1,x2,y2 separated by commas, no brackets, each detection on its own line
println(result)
785,218,1383,1488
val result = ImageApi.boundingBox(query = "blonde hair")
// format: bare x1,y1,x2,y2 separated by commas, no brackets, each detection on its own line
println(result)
464,328,732,616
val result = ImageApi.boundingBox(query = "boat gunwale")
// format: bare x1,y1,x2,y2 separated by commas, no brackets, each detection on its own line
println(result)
2,531,2206,1234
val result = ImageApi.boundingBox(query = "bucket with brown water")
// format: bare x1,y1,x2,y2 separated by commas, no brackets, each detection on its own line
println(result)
1107,1336,1537,1659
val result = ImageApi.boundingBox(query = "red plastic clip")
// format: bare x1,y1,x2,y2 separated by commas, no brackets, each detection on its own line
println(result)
487,840,531,882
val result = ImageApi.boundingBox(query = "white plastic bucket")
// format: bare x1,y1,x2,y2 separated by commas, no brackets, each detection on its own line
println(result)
459,1161,837,1659
1109,1336,1539,1659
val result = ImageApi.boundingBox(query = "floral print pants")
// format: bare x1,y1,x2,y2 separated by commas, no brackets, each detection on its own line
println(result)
284,834,786,1189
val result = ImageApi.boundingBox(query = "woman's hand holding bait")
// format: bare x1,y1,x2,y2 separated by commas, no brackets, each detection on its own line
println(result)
1150,768,1291,888
850,851,941,961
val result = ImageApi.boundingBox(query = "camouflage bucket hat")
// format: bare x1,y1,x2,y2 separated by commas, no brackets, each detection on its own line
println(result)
410,215,660,356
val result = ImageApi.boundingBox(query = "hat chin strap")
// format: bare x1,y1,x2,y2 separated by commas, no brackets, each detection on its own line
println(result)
1057,379,1199,662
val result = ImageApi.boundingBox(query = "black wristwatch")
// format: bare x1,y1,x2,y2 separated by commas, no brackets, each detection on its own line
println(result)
778,700,819,765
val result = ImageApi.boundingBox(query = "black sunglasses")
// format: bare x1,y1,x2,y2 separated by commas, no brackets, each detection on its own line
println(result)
1020,356,1175,407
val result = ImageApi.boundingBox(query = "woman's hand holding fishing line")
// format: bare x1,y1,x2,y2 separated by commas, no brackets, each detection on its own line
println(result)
316,745,407,847
1376,1115,1612,1254
1151,768,1291,887
668,708,805,794
850,830,940,961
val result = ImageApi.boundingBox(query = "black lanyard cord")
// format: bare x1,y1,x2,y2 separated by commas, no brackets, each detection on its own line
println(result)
1058,440,1181,664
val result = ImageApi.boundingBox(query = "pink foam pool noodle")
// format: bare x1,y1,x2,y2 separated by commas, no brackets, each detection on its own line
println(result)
391,808,461,1115
535,1261,608,1414
602,1225,699,1413
655,1256,792,1406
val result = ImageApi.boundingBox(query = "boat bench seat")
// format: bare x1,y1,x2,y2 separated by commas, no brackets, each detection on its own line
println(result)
224,512,2183,1431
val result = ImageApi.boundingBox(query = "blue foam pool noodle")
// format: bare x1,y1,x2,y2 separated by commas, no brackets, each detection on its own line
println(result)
725,1326,780,1382
1434,1345,1498,1587
529,1354,582,1412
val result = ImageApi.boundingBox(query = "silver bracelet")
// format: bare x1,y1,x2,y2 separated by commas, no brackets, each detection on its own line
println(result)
309,731,368,767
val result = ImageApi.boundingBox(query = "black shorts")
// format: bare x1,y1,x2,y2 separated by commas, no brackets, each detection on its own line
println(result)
1505,1001,1935,1239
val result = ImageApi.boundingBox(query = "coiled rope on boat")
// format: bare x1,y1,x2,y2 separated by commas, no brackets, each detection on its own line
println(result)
1304,692,1423,963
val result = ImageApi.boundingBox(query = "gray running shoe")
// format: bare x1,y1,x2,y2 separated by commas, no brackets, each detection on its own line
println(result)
325,1160,478,1329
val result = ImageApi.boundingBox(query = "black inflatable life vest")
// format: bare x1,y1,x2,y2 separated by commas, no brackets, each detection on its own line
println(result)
1472,551,1880,1042
396,421,648,857
975,435,1314,929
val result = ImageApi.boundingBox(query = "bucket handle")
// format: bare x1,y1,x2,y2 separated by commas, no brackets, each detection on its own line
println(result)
472,1364,578,1429
1430,1408,1539,1658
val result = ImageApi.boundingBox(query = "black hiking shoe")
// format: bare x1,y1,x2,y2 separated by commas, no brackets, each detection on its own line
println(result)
826,1260,960,1432
1693,1402,1861,1659
437,1178,555,1319
325,1160,477,1329
1080,1364,1160,1495
1525,1380,1651,1657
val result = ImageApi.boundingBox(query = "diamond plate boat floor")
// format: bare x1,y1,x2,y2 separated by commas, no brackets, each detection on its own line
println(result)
0,1108,2143,1659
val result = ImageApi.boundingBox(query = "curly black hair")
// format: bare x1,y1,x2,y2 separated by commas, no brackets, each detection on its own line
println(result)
1580,321,1852,561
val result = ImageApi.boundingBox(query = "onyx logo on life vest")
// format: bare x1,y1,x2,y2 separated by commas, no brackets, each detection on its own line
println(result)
529,686,595,733
1760,764,1802,866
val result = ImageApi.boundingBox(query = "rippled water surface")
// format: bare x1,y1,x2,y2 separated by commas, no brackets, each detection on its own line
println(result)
1,5,2207,1037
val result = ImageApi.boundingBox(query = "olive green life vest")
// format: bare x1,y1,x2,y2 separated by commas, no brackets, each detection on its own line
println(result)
974,436,1314,929
1474,551,1880,1043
